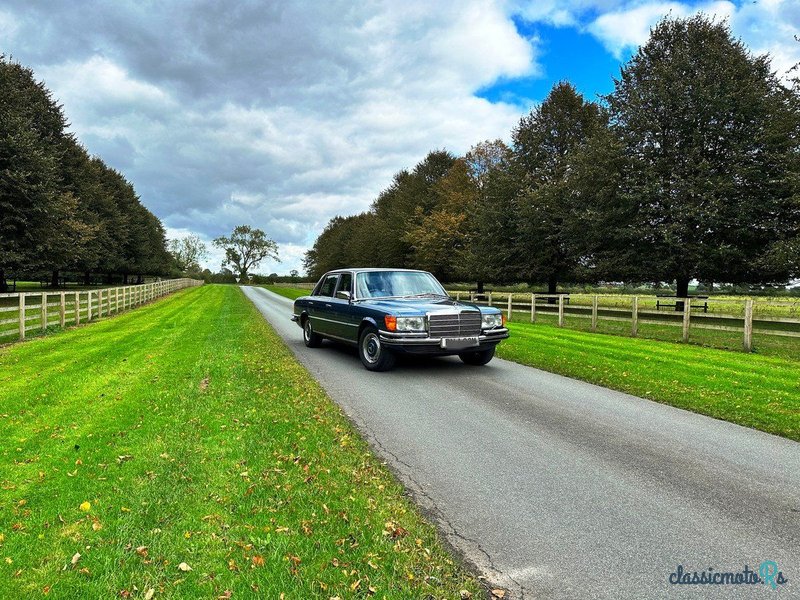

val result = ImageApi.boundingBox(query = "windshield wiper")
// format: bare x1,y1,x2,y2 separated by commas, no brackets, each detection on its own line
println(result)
405,293,450,299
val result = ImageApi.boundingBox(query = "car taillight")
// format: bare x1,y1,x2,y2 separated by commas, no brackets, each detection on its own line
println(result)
384,316,397,331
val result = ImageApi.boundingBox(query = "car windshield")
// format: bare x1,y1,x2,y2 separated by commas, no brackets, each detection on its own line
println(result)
355,271,448,299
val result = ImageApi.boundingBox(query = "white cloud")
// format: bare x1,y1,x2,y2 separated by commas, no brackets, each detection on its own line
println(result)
5,0,537,274
585,0,800,77
588,1,736,57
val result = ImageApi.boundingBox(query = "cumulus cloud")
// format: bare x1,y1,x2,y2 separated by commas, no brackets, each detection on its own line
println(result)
2,0,540,272
586,0,800,77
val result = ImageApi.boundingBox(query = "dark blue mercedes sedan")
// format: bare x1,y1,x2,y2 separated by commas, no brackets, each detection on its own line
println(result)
291,268,509,371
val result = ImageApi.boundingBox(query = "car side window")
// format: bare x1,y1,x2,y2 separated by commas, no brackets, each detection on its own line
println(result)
317,274,339,297
336,273,352,296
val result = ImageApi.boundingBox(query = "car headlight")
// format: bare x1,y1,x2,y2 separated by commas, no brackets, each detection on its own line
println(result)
482,313,503,329
396,316,426,332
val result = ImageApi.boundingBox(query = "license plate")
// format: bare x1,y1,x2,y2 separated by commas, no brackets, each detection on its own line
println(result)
440,337,479,350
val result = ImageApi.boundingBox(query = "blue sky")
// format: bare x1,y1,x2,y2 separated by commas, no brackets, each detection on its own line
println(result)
1,1,798,274
479,18,626,108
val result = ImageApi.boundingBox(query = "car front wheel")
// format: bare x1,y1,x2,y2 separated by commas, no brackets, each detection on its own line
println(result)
358,326,396,371
303,317,323,348
459,347,495,366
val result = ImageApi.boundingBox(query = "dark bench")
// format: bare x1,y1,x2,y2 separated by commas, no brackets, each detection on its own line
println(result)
656,295,709,313
467,288,492,301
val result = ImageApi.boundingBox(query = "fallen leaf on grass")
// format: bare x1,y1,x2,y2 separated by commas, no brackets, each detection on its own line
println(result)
491,589,506,599
135,546,148,558
459,591,472,600
252,555,265,567
117,455,133,464
144,589,155,600
177,562,192,572
79,501,91,512
199,377,210,391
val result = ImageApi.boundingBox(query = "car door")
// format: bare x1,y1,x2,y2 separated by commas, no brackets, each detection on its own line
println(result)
328,272,357,341
311,273,339,335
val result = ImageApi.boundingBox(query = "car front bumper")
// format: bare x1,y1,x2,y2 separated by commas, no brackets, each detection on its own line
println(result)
378,327,509,354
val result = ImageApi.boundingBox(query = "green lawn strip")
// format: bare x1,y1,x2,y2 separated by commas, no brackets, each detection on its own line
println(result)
260,285,310,301
0,285,480,599
498,322,800,441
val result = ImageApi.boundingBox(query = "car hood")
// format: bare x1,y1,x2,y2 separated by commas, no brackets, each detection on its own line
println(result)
356,297,493,316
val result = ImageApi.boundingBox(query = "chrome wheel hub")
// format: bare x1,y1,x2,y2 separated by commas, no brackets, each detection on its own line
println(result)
362,332,381,363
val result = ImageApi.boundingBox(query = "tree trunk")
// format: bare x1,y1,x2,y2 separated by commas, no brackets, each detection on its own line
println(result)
51,270,60,288
0,270,6,293
123,273,129,285
136,274,143,284
676,276,690,311
547,273,558,304
84,271,92,286
476,281,485,294
105,272,113,285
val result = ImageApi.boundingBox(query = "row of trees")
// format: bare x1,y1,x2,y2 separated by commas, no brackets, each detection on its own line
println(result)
305,16,800,294
0,56,170,291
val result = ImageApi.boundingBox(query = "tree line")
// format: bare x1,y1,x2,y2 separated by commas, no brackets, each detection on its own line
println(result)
305,16,800,295
0,56,170,292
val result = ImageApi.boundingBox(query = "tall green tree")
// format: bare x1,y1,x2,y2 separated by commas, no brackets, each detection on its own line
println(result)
606,15,800,296
0,57,65,290
169,234,209,274
214,225,279,281
512,82,603,293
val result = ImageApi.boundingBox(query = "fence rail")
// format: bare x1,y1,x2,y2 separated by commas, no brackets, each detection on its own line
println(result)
0,278,203,343
447,291,800,352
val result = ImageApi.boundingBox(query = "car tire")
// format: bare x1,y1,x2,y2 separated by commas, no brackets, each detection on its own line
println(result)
459,346,495,366
303,317,323,348
358,326,396,371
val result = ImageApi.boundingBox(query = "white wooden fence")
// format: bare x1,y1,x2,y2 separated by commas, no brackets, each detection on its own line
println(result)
449,291,800,353
0,278,203,342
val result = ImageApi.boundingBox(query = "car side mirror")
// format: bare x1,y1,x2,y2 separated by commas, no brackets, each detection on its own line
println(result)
336,290,351,302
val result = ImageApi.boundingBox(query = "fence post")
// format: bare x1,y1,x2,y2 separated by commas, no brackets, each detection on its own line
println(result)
591,295,598,332
682,297,691,343
558,295,565,327
507,294,512,322
88,291,93,321
41,292,47,332
743,298,754,352
470,292,474,302
60,292,66,327
631,296,638,337
488,292,493,306
455,292,460,301
530,293,536,323
18,294,25,340
75,292,80,325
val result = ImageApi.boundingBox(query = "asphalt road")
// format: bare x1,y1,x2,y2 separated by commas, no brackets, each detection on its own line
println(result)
242,286,800,599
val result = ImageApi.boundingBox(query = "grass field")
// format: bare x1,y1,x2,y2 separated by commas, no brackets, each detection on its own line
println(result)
498,321,800,441
0,285,480,598
262,285,309,301
267,285,800,440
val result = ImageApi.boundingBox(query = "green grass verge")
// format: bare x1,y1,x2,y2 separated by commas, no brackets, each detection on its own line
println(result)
0,285,480,599
260,285,310,301
498,321,800,441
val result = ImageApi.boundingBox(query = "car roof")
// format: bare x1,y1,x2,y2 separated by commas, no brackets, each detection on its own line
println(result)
326,268,429,274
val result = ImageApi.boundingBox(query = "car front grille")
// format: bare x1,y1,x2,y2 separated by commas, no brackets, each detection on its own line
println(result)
428,312,481,338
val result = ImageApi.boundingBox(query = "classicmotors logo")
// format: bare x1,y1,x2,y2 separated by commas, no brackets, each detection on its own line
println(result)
669,561,789,590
